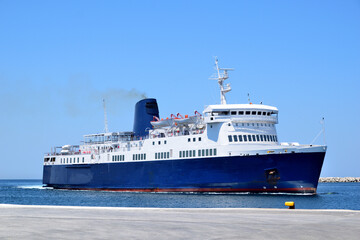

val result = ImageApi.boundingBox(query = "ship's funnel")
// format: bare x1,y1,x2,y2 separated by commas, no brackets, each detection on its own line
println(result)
133,98,159,138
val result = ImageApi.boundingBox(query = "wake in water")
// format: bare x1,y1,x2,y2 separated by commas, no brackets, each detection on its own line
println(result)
16,185,53,190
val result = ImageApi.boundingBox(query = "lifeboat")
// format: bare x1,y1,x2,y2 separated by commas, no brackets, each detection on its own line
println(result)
150,116,174,128
174,111,201,125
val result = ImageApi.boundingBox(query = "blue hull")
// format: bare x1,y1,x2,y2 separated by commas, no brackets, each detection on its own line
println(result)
43,152,325,194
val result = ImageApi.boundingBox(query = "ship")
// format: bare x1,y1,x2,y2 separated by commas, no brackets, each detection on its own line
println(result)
43,59,326,194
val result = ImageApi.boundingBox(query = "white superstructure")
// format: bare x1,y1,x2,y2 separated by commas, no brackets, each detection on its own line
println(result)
44,60,326,167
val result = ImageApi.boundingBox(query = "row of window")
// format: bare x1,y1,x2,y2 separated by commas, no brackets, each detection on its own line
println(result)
188,137,202,142
235,123,274,127
112,155,125,162
179,148,217,158
155,152,170,159
153,140,167,145
228,134,278,143
60,157,85,164
133,153,147,161
231,110,274,116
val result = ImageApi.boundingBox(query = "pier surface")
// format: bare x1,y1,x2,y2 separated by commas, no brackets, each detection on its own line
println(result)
1,204,359,240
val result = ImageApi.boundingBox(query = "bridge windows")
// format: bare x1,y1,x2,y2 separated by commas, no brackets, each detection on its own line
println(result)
228,135,233,142
245,111,251,115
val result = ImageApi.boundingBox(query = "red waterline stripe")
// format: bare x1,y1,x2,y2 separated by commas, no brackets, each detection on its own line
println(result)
58,187,316,193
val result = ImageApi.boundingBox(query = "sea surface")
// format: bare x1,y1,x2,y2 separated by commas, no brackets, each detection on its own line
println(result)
0,179,359,210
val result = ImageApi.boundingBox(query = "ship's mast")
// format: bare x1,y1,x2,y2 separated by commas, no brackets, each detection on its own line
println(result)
103,99,109,133
213,58,233,105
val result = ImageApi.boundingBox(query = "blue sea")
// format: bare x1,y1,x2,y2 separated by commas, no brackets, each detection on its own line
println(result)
0,179,359,210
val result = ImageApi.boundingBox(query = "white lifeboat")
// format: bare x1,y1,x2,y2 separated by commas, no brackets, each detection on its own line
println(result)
60,149,70,154
174,111,201,125
62,145,71,150
150,116,174,128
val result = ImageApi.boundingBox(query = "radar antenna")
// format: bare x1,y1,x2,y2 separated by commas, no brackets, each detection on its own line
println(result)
210,57,234,105
103,99,109,133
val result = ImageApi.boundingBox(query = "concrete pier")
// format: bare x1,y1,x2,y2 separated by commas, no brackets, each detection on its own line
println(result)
0,204,359,240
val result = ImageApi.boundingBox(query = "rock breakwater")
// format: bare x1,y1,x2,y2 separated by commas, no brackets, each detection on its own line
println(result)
319,177,360,183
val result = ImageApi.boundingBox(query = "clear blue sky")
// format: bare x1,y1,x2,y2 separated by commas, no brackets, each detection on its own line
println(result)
0,0,359,178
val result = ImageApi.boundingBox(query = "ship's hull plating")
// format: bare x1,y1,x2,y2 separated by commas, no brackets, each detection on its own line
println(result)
43,152,325,194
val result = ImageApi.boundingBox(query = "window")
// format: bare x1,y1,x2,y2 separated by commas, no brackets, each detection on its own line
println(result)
166,152,169,158
275,136,278,142
161,152,164,159
239,135,243,142
267,112,271,116
112,156,114,161
248,135,252,142
256,135,260,141
246,111,251,115
198,137,202,141
252,123,255,126
206,149,209,156
193,138,196,142
198,150,201,156
239,111,244,115
257,111,261,115
193,150,196,157
186,151,189,157
231,111,237,115
179,151,182,158
252,111,256,115
158,141,161,145
152,141,155,145
228,135,233,142
244,135,247,142
189,150,192,157
164,140,167,144
252,135,256,141
267,135,270,141
82,157,84,163
262,112,266,115
202,149,205,156
233,135,238,142
263,135,267,141
210,149,213,156
214,148,217,156
141,154,144,160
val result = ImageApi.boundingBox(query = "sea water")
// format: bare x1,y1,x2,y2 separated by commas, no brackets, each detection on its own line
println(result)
0,179,359,210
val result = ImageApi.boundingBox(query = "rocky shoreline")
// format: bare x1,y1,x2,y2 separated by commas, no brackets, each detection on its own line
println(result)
319,177,360,183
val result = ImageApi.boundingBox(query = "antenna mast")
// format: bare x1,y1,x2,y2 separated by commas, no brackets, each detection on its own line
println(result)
211,57,233,105
103,99,109,133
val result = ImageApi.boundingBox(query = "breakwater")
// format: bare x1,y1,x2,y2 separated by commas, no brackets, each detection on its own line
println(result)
319,177,360,183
